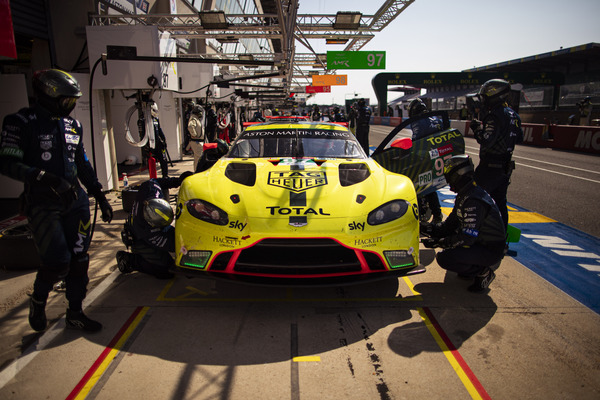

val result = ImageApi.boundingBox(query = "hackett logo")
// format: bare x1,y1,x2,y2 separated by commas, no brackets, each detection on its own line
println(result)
268,171,327,192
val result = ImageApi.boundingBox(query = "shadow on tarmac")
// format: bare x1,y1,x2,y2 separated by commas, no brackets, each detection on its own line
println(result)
388,274,498,357
36,247,497,369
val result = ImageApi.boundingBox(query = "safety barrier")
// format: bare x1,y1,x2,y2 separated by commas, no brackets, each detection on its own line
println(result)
372,118,600,154
454,121,600,155
371,116,403,126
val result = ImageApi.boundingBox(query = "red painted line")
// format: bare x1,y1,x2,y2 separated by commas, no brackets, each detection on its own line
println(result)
66,306,145,400
422,307,492,400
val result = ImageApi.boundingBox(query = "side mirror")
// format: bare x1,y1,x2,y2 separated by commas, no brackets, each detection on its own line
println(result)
391,137,413,150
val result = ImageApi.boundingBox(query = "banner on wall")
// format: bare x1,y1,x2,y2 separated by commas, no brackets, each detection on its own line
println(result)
0,0,17,59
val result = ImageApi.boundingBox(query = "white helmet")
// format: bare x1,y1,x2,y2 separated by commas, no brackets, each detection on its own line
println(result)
123,154,138,165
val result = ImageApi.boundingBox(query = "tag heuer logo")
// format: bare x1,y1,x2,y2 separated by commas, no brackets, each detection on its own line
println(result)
268,171,328,192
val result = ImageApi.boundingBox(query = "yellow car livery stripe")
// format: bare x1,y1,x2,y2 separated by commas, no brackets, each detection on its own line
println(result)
245,123,347,131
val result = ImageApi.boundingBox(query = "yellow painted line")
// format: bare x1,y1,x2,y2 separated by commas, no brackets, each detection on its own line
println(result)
441,207,556,223
157,278,423,303
157,296,421,302
402,276,422,298
418,307,491,400
67,307,150,400
155,278,176,301
507,212,556,223
293,356,321,362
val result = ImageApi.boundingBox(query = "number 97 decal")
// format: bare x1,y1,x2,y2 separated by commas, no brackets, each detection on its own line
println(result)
433,154,454,176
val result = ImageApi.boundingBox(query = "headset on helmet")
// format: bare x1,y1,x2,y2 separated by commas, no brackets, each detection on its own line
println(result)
408,98,428,118
32,69,82,117
444,155,474,192
479,79,511,109
143,198,174,228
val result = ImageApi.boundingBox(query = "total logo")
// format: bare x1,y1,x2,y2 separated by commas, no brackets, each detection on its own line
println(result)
425,130,462,146
266,206,330,216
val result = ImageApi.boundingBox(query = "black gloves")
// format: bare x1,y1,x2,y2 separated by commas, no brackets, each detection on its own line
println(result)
178,171,193,185
420,221,434,237
471,119,484,143
33,170,77,207
95,192,113,223
422,238,439,249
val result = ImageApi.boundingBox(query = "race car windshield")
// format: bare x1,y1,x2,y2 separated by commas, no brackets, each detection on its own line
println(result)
229,136,365,159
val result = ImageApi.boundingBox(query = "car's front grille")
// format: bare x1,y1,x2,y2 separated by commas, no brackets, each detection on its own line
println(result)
232,238,364,276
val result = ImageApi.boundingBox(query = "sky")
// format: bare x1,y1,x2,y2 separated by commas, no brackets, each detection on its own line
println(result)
297,0,600,105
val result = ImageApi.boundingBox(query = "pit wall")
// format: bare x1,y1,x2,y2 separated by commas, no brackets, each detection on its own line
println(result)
371,116,600,155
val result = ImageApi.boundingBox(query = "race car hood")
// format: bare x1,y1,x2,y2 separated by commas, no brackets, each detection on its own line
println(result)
178,157,416,225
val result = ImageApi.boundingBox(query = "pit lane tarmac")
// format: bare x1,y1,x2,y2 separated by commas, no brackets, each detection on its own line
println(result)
0,158,598,399
1,250,599,399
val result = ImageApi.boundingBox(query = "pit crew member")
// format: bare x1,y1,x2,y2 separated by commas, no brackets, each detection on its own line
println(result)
421,155,506,293
117,172,192,279
0,69,113,332
470,79,523,232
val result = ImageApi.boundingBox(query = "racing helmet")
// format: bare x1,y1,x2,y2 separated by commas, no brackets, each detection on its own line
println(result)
32,69,82,117
408,98,428,118
443,154,474,193
143,198,174,228
192,105,203,116
479,79,511,109
123,154,138,166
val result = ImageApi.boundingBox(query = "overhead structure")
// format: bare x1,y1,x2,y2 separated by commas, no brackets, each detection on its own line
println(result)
89,0,415,104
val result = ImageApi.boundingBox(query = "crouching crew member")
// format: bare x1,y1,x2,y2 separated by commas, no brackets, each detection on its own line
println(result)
117,172,192,279
421,155,505,293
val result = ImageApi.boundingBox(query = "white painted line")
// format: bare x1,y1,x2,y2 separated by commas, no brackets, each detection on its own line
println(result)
464,145,600,183
0,269,122,389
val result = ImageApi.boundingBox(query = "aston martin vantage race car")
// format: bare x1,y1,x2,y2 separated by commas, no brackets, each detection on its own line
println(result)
174,120,422,284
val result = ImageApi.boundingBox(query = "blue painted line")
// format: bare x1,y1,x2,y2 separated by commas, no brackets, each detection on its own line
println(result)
511,223,600,314
435,187,600,314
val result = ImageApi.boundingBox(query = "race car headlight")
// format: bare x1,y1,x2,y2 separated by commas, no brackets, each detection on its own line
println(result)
180,250,212,269
384,250,415,269
185,199,229,225
367,200,410,225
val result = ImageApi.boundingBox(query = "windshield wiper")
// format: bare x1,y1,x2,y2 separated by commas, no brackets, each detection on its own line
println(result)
292,129,304,158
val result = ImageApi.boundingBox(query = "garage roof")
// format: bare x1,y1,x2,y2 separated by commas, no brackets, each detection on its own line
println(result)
463,43,600,74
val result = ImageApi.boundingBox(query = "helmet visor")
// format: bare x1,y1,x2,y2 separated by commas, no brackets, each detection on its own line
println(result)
59,97,78,115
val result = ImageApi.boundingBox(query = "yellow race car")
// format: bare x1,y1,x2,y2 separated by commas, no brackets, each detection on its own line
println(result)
174,121,422,284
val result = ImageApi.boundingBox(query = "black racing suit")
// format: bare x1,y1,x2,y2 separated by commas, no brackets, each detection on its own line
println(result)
426,182,506,277
124,177,181,277
205,107,218,143
356,105,372,154
0,104,106,309
473,105,522,230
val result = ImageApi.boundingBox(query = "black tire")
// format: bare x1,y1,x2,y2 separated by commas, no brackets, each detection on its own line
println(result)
0,220,41,270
